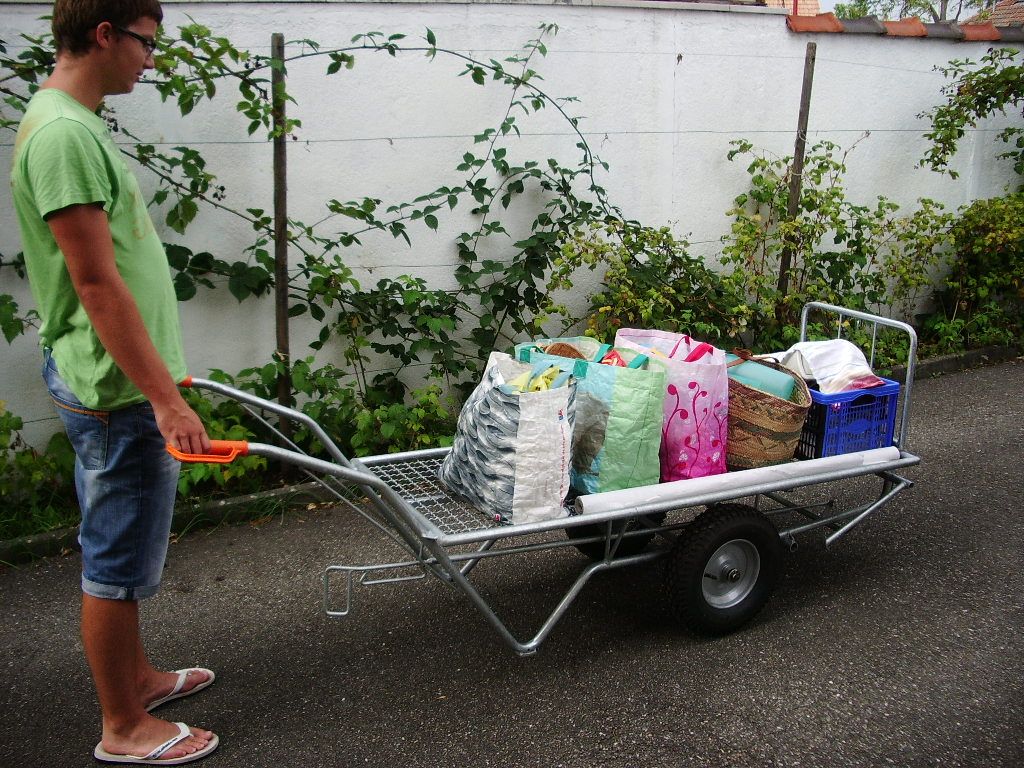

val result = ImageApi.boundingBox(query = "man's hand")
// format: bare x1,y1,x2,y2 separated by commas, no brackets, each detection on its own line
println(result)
154,393,211,456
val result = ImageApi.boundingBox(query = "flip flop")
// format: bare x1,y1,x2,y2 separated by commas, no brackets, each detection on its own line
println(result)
145,668,215,712
94,722,219,765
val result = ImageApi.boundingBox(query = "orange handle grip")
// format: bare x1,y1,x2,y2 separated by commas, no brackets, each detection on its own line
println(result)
166,440,249,464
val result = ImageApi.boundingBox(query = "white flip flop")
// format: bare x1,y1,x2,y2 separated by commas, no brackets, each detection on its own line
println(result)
94,722,219,765
145,668,215,712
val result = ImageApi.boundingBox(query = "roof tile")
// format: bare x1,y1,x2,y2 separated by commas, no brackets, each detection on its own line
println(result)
966,0,1024,26
786,12,844,33
997,24,1024,41
921,21,965,39
785,9,1024,41
884,17,928,36
959,22,1002,40
841,16,888,34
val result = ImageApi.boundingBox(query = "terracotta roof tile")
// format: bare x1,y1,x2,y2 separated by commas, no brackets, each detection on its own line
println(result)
786,12,844,33
959,22,1001,40
965,0,1024,26
884,17,928,36
784,7,1023,41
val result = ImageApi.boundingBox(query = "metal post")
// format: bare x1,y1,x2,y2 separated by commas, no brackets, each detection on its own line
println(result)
777,42,816,325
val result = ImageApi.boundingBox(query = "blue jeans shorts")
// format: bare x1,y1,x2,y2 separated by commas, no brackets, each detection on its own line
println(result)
43,350,180,600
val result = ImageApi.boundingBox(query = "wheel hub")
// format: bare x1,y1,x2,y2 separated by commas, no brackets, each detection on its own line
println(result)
702,538,761,609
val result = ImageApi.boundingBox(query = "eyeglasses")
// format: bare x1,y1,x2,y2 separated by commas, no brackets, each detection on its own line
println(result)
114,26,157,57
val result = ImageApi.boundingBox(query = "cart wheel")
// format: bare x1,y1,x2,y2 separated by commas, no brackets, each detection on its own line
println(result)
665,503,782,635
565,513,667,561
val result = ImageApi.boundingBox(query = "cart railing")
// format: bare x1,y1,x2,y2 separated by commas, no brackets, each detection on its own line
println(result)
799,301,918,451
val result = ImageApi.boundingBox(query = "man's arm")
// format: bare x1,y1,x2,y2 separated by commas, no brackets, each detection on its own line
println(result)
47,202,210,455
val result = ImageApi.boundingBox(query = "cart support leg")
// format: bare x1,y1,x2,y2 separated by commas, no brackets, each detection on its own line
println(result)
458,540,497,578
824,474,913,548
436,546,660,656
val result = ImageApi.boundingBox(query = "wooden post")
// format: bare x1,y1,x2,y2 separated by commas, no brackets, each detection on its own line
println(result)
777,41,816,325
271,33,292,434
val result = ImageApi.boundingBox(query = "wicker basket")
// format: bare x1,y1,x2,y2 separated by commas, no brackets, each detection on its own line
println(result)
726,358,811,471
542,342,586,360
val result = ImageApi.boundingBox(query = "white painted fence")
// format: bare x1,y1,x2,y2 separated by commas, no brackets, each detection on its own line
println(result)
1,1,1020,446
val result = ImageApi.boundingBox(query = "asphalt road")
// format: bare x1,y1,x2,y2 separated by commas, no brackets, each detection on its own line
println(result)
1,359,1022,768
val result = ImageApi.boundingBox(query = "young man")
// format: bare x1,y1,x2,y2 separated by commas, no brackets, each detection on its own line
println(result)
11,1,218,763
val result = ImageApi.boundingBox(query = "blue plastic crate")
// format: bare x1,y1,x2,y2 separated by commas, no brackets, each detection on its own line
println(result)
796,378,900,459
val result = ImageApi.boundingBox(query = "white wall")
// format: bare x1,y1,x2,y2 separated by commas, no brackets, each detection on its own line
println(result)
2,1,1020,447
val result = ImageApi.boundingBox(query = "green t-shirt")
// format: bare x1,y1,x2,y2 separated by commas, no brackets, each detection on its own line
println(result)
10,88,186,410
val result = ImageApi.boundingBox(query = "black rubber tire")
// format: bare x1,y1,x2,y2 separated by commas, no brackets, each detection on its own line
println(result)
665,503,782,636
566,512,667,561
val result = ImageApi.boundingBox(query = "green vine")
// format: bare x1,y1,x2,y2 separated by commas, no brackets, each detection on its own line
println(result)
919,47,1024,180
2,20,621,514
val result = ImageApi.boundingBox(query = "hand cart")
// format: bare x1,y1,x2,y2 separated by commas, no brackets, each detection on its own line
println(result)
171,303,921,655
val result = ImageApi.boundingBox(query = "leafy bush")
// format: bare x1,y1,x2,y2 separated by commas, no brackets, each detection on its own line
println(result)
719,139,953,351
546,140,954,372
222,356,456,457
922,192,1024,352
2,23,1016,541
0,403,78,540
545,221,739,343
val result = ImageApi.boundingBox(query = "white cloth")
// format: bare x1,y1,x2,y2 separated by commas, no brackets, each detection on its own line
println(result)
781,340,885,394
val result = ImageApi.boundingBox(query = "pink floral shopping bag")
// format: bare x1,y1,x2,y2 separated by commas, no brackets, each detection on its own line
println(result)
614,329,729,481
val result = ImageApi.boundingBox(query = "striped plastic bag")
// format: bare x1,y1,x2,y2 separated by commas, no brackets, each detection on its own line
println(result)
438,352,576,524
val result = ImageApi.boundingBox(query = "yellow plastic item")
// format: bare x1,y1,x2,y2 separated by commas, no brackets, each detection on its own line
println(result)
506,365,565,393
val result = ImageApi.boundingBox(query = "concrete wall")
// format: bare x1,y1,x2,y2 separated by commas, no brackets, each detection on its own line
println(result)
2,1,1020,446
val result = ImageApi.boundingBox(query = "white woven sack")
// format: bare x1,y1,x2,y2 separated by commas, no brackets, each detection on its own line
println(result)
439,352,575,524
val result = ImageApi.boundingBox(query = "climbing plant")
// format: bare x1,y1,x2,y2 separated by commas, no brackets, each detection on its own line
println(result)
919,47,1024,180
1,19,626,512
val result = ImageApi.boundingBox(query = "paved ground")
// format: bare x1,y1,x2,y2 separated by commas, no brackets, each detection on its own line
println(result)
1,359,1022,768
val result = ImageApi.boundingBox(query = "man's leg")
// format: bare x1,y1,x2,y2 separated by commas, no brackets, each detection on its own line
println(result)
83,594,214,759
45,354,217,758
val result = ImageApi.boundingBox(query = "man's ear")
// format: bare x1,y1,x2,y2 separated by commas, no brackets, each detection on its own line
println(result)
92,21,117,52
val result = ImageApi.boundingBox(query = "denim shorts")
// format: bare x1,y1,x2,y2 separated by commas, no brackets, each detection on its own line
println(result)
43,350,180,600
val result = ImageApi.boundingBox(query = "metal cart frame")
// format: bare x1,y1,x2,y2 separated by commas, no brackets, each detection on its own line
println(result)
176,303,920,655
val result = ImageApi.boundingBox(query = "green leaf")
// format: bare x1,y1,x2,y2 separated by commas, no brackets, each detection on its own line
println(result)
166,198,199,234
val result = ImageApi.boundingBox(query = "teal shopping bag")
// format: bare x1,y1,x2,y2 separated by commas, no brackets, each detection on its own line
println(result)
516,337,665,494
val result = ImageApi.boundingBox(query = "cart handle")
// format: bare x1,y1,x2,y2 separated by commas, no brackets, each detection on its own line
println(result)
166,440,249,464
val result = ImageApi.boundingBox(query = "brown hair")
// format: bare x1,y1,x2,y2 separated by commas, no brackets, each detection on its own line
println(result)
52,0,164,55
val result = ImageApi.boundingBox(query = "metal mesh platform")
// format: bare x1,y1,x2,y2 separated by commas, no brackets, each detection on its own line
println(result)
365,454,503,536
